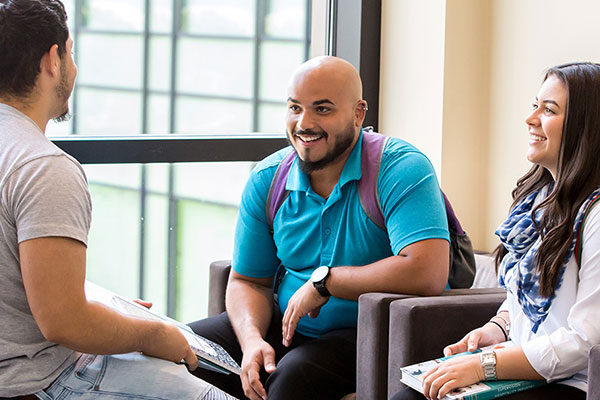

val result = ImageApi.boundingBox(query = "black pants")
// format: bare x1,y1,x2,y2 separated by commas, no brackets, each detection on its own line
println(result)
188,307,357,400
391,383,586,400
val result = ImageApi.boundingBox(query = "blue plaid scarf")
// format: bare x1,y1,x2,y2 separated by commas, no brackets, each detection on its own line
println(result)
495,185,600,333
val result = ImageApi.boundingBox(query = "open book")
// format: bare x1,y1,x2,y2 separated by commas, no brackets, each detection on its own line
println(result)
400,343,546,400
85,280,241,375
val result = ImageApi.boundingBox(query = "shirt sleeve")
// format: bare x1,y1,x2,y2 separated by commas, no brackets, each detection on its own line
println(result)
521,204,600,381
378,146,450,255
7,155,91,246
232,164,281,278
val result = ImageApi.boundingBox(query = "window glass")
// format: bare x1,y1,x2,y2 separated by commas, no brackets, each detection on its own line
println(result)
150,0,173,34
175,97,252,134
174,162,252,206
147,95,171,134
259,41,305,102
84,164,142,189
176,197,238,322
259,103,287,134
149,36,172,92
85,182,141,299
142,193,169,315
77,34,144,89
265,0,308,39
82,0,145,32
181,0,256,37
145,164,170,193
177,39,254,98
77,88,142,135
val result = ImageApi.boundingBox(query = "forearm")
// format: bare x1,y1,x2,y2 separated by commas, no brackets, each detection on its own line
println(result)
495,345,544,380
44,300,166,355
225,276,274,351
326,239,449,300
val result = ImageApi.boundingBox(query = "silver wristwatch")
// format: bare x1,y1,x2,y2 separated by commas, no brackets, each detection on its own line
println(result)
480,350,497,381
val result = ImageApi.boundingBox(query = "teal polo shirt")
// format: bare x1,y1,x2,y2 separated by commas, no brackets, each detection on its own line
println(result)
232,130,449,337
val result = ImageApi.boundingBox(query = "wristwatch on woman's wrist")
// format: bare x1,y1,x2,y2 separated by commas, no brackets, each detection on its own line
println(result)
480,350,497,381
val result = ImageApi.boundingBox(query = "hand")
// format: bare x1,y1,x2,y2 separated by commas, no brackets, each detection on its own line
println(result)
443,323,506,356
140,321,198,371
281,280,329,347
240,338,276,400
421,353,484,400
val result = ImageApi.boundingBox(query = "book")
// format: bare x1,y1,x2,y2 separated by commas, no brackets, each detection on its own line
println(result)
84,280,241,375
400,344,547,399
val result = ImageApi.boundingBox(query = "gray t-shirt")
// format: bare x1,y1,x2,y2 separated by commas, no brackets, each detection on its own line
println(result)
0,103,92,396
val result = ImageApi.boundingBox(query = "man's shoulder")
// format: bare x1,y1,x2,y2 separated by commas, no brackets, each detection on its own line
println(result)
380,135,431,167
251,146,295,178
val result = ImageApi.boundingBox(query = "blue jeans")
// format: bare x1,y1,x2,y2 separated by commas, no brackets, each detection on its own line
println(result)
34,353,236,400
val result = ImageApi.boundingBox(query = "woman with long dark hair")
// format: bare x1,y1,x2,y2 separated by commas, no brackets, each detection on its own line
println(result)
394,62,600,400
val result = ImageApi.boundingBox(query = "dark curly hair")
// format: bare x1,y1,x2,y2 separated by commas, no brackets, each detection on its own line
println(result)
0,0,68,98
495,62,600,297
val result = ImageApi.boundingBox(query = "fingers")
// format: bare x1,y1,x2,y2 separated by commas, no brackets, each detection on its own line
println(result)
133,299,153,309
282,308,300,347
466,331,482,352
308,306,321,319
262,347,276,374
241,357,268,400
183,346,198,371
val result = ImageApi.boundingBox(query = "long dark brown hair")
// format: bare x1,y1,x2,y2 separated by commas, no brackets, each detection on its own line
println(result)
495,62,600,297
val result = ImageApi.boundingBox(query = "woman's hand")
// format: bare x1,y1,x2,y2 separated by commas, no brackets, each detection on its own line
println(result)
421,353,484,400
443,322,506,356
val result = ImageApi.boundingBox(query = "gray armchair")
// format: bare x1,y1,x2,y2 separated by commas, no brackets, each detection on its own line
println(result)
206,259,505,400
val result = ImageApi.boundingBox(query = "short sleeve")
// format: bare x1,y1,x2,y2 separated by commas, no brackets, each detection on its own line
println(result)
4,155,91,246
232,164,281,278
378,145,449,255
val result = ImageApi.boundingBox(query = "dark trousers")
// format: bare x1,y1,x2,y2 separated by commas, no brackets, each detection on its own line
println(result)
188,307,356,400
391,383,586,400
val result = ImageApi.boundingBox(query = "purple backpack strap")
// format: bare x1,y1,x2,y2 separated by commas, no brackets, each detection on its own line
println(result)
358,129,389,231
442,191,465,235
266,149,296,231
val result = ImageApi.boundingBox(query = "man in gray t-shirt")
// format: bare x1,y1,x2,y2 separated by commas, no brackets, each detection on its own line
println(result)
0,1,231,398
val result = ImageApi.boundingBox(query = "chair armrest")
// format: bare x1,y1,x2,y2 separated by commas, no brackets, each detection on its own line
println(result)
357,292,415,400
208,260,232,317
356,288,505,400
589,344,600,400
387,292,506,397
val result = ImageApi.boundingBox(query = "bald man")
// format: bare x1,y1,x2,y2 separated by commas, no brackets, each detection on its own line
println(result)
189,56,450,399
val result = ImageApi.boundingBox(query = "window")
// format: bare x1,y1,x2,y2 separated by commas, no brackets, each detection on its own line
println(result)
49,0,381,322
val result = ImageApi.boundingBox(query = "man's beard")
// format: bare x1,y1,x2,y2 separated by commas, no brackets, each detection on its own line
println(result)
287,122,356,174
53,63,72,123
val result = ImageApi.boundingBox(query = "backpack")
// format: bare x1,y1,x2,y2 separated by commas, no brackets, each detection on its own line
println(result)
265,128,476,289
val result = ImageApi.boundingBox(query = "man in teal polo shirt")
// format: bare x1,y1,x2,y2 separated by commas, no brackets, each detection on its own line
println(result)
190,56,449,400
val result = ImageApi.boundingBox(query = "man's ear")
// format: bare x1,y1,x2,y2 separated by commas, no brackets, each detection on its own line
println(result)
354,100,368,127
40,44,61,79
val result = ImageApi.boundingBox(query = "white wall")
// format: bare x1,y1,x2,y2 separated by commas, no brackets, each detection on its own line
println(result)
380,0,600,251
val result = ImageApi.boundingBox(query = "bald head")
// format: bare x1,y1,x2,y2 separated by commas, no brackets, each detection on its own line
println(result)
288,56,363,105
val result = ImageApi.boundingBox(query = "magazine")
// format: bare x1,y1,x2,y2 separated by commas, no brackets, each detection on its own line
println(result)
84,280,241,375
400,344,547,400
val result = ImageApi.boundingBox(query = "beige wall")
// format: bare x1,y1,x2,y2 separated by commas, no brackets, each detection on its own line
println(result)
380,0,600,251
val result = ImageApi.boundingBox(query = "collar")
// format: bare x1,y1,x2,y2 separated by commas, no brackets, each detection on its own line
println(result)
285,127,364,193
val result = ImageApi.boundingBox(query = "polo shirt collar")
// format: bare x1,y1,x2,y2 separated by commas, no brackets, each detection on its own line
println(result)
285,127,364,193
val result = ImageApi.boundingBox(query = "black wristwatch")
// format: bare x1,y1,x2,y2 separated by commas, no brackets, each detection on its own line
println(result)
311,266,331,297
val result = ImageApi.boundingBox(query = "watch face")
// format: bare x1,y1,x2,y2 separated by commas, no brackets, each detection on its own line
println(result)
311,266,329,282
